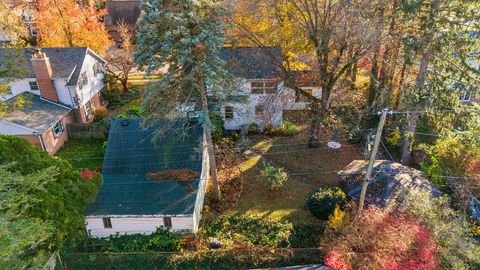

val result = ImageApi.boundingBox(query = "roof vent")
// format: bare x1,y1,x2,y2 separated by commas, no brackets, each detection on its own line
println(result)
121,119,130,126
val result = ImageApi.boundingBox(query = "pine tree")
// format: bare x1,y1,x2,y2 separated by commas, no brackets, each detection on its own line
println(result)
135,0,232,201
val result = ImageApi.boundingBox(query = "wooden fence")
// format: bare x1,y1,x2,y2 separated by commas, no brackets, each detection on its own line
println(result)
67,123,107,139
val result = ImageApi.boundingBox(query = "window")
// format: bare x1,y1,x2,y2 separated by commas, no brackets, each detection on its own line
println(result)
29,27,37,37
255,105,264,118
163,217,172,229
93,63,102,77
81,71,88,85
85,101,93,121
224,106,234,119
460,91,472,102
52,120,64,138
251,80,277,94
102,217,112,228
29,81,39,91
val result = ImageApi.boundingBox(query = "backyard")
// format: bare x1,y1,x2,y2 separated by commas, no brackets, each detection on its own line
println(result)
56,138,106,170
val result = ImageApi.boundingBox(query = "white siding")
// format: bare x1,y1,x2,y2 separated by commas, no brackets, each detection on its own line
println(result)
0,78,39,101
283,86,322,110
53,79,75,106
73,51,105,107
193,130,210,233
222,79,283,130
86,216,194,238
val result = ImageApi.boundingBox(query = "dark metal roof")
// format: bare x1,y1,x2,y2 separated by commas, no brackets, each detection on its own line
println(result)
339,160,442,207
0,93,71,133
0,47,104,86
105,1,141,26
220,46,282,79
86,118,205,216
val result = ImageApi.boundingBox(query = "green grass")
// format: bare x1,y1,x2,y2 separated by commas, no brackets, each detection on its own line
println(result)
56,138,105,170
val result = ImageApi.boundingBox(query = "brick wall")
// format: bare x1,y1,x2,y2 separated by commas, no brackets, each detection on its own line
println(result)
76,92,102,124
31,52,59,103
41,112,74,154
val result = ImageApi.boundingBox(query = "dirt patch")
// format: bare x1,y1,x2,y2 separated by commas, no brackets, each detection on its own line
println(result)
148,169,199,182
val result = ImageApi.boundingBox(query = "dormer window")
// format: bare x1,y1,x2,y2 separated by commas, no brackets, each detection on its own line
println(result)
251,80,277,94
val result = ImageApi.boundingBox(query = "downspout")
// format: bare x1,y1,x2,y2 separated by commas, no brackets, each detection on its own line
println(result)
34,131,47,152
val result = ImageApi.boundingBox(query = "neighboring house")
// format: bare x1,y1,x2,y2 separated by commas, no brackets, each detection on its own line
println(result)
218,46,284,131
0,0,37,44
104,0,141,41
0,47,107,154
85,118,209,237
339,160,441,207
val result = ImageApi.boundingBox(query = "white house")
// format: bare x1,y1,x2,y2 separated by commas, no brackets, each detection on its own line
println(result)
217,47,322,131
0,47,106,153
85,118,209,237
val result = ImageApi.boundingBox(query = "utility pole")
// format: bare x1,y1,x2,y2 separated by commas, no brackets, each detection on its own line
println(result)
357,108,389,214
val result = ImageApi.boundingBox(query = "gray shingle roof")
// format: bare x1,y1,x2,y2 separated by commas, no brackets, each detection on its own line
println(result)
105,1,141,26
339,160,441,207
0,47,103,86
1,93,71,133
220,47,283,79
86,118,205,216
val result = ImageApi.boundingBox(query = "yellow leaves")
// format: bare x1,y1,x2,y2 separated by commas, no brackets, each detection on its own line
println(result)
327,205,346,231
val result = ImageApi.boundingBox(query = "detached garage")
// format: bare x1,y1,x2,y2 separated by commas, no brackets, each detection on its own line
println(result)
85,118,209,237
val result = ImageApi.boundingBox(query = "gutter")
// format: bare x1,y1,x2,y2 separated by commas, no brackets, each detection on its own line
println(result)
33,131,46,151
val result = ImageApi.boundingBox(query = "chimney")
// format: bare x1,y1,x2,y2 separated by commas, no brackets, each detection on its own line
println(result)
31,49,59,103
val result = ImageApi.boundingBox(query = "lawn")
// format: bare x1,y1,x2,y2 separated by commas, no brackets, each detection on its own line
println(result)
56,138,106,170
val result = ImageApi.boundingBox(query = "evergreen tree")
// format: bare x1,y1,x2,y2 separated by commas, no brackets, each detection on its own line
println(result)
135,0,232,200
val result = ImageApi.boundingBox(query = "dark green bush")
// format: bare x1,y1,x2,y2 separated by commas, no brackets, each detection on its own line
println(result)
209,112,224,141
289,223,326,248
88,228,182,252
117,105,146,118
202,215,293,247
307,187,347,220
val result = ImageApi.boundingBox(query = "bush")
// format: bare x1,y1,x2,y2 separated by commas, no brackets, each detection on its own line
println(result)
260,162,288,191
202,215,293,247
117,105,146,118
322,206,439,270
271,121,299,137
96,227,183,252
307,187,347,220
288,224,326,248
209,112,224,141
93,106,108,121
327,205,347,231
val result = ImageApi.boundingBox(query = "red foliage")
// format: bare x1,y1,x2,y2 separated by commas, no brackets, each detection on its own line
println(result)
80,168,94,180
322,206,439,270
466,156,480,178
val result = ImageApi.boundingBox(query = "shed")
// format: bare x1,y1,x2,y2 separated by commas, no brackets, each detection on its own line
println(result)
339,160,441,207
85,118,209,237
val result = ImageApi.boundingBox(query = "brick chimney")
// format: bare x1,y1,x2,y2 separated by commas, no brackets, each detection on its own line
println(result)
31,49,59,103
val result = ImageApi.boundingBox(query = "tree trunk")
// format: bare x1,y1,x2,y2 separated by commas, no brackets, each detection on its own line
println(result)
121,79,129,93
367,7,385,110
400,0,441,165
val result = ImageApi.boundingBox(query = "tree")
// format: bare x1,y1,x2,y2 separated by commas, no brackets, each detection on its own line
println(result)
229,0,379,147
35,0,112,55
135,0,233,201
0,135,103,250
105,20,136,93
0,0,29,45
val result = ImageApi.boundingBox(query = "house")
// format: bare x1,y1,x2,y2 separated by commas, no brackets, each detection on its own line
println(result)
218,46,284,131
283,70,322,110
339,160,441,207
217,47,322,131
0,47,107,154
0,0,38,43
104,0,141,41
85,118,209,237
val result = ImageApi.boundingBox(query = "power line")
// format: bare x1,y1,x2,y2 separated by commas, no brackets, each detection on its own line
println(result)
391,108,480,115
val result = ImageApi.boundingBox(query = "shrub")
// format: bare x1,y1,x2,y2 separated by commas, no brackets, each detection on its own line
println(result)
209,112,224,141
202,215,293,247
93,106,108,121
260,162,288,191
102,227,183,252
248,123,260,134
271,121,299,137
322,206,439,270
117,105,146,118
327,205,346,231
307,187,347,220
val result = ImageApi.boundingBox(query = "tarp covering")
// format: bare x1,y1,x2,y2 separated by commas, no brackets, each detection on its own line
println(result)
86,118,204,216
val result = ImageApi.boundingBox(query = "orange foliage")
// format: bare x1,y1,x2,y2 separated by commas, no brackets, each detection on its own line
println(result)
35,0,112,55
148,169,199,183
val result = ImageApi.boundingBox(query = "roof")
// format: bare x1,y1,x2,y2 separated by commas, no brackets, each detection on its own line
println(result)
0,47,105,86
0,93,71,133
86,118,205,216
339,160,441,207
105,1,141,26
220,46,282,79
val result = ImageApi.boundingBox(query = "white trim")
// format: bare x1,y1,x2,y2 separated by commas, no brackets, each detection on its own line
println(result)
39,97,72,109
0,119,39,133
86,47,107,64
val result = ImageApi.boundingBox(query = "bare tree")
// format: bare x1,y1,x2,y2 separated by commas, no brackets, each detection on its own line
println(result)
105,20,136,93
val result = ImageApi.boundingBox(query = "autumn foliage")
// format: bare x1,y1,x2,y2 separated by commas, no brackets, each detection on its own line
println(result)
35,0,112,55
322,206,439,270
